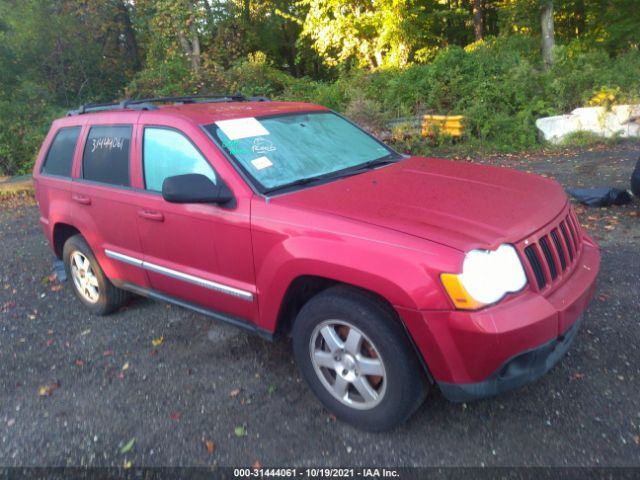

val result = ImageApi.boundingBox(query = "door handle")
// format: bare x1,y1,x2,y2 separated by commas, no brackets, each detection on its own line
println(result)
138,210,164,222
72,194,91,205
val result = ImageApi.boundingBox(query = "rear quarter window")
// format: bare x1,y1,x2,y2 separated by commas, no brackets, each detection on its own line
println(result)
82,125,132,187
41,127,81,177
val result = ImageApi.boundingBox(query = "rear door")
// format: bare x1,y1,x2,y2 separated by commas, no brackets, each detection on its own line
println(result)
71,123,149,287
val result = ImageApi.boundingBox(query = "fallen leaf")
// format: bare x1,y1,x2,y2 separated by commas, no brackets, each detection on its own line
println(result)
633,435,640,445
81,329,91,336
38,382,60,397
48,273,57,283
120,438,135,454
573,373,585,380
230,388,241,398
46,339,54,346
103,350,114,357
1,300,16,311
123,460,132,469
75,359,84,367
169,412,180,421
122,362,129,371
234,426,247,437
152,336,164,347
328,414,337,422
205,439,215,454
50,284,63,292
253,460,262,469
604,225,615,231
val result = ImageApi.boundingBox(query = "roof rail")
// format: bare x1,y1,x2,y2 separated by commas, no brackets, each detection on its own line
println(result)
66,93,271,116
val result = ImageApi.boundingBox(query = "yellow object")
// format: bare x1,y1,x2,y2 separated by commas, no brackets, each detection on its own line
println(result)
422,115,464,137
152,335,164,347
440,273,484,310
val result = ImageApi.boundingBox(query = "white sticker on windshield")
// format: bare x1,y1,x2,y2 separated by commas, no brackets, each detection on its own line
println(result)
251,156,273,170
215,117,269,140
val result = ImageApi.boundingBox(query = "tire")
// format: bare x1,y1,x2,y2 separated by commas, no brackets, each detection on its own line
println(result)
62,234,129,315
292,285,428,432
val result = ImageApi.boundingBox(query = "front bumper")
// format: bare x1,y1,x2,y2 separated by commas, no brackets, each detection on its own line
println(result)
397,235,600,402
438,314,583,402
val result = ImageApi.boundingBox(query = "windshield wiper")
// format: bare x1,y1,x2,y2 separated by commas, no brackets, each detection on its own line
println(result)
263,176,324,194
319,155,400,181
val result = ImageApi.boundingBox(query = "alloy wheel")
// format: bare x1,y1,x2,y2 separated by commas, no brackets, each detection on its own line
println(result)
309,320,387,410
70,251,100,303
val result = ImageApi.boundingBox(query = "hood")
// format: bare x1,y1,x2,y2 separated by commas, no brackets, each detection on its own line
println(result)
272,156,567,251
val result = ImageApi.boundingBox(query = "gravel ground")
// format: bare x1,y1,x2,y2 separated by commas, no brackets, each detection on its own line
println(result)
0,142,639,468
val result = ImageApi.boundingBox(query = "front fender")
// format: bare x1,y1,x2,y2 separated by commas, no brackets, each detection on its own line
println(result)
254,234,454,332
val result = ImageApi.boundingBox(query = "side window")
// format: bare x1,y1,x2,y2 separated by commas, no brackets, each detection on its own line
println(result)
143,127,217,192
41,127,81,177
82,125,132,187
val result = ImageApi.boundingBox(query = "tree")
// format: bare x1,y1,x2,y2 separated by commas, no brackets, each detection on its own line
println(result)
298,0,438,69
540,0,555,69
473,0,483,40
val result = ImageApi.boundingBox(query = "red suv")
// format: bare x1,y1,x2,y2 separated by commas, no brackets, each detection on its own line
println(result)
33,95,600,431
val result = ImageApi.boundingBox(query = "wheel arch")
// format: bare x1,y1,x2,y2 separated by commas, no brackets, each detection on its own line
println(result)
274,276,435,384
52,223,82,259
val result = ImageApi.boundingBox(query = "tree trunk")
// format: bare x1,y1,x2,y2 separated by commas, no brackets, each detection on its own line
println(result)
243,0,251,25
116,1,140,70
541,1,555,69
178,32,201,73
473,0,483,41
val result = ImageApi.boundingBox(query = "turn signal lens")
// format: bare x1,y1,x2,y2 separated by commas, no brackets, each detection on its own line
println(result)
440,273,486,310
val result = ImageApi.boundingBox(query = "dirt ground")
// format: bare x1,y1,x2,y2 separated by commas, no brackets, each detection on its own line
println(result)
0,142,639,468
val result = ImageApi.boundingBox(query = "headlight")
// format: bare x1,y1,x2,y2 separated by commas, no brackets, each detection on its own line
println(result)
441,244,527,310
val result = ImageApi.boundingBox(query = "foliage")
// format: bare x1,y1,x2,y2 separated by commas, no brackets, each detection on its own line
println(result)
1,0,639,174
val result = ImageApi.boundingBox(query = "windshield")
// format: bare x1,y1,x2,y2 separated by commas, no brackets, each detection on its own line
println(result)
204,111,400,193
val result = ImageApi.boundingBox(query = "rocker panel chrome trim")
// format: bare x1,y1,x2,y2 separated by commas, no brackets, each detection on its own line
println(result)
104,249,253,301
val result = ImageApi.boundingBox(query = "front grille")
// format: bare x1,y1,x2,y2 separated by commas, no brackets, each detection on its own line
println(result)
520,210,583,291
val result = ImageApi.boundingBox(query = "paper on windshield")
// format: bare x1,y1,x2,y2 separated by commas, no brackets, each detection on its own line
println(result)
215,117,269,140
251,156,273,170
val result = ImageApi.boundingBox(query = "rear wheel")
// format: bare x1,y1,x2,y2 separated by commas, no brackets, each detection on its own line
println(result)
292,286,428,431
63,235,129,315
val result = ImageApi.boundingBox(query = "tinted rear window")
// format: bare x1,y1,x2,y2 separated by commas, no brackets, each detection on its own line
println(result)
41,127,81,177
82,125,132,187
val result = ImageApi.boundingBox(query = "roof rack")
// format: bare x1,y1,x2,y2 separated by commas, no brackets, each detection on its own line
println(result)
66,93,271,116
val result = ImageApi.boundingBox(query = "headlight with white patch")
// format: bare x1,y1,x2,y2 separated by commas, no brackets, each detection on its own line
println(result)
441,244,528,310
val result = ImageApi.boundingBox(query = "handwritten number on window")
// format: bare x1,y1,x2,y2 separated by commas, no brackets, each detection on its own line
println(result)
91,137,125,153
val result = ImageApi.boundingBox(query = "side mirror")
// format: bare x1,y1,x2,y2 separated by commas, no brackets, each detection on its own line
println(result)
162,174,233,205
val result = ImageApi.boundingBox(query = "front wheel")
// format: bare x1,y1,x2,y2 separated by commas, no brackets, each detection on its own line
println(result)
292,286,428,431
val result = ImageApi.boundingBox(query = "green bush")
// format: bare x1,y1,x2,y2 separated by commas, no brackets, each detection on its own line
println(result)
3,36,640,175
225,52,293,97
0,83,62,176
